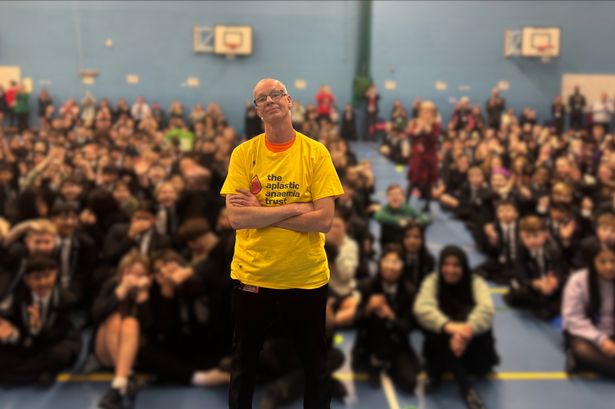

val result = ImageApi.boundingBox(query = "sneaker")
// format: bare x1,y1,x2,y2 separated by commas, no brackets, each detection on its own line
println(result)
98,388,123,409
462,387,487,409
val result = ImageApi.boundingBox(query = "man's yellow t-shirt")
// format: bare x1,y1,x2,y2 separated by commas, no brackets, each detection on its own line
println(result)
220,131,344,290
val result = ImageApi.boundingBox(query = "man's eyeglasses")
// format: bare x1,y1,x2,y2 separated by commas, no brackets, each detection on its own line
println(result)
254,90,287,106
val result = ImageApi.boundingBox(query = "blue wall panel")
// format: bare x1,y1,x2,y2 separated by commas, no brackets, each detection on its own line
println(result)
0,1,360,131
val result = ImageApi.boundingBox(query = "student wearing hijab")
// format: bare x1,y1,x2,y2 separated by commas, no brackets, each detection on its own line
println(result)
414,245,499,409
563,245,615,377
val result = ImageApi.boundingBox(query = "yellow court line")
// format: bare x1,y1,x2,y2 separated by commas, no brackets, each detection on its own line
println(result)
490,287,509,294
57,370,597,383
334,371,597,382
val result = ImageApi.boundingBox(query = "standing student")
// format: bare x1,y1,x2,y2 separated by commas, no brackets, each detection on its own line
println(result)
414,245,498,409
406,101,441,212
221,78,343,409
563,245,615,377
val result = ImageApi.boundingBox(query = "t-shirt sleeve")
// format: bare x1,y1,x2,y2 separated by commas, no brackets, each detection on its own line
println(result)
311,144,344,201
220,146,249,197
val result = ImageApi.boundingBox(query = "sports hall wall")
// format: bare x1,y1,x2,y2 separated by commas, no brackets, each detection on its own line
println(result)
0,1,360,130
2,1,615,130
371,1,615,123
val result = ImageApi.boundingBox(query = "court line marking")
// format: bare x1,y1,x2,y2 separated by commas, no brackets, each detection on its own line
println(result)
56,371,598,383
490,287,509,294
380,372,401,409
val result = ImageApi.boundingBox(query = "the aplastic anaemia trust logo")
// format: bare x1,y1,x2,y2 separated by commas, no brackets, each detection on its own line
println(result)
250,175,262,194
250,174,301,206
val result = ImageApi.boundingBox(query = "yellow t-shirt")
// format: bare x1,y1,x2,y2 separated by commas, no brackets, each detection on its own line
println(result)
220,132,344,289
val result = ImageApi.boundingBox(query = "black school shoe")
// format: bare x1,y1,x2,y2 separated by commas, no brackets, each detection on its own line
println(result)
462,387,487,409
565,349,578,374
97,388,123,409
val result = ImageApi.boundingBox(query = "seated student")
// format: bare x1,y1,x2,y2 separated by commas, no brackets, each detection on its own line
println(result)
414,245,498,409
257,302,347,409
50,200,98,307
0,256,81,385
563,245,615,377
401,222,436,288
353,245,420,393
438,166,492,244
92,251,152,409
544,202,581,267
1,219,59,315
573,211,615,269
137,251,230,387
375,184,430,248
176,218,233,358
475,199,520,284
504,216,567,320
325,214,359,327
102,199,170,267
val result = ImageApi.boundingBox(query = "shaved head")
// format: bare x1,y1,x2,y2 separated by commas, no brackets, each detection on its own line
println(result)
253,78,288,99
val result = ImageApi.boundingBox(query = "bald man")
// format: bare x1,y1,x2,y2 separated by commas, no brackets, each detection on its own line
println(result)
221,78,343,408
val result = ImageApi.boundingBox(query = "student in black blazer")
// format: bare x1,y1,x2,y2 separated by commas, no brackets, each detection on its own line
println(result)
504,216,568,320
572,212,615,270
92,251,153,409
401,222,436,288
0,256,80,385
352,245,420,393
0,219,59,315
102,200,171,267
476,199,521,284
51,201,97,307
137,250,230,387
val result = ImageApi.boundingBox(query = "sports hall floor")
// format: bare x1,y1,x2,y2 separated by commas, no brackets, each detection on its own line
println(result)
0,141,611,409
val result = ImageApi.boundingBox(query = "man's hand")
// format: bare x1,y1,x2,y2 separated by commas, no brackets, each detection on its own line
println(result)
228,188,261,207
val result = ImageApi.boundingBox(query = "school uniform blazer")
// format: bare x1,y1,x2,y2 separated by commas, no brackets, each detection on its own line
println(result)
3,285,79,351
101,224,171,265
355,276,416,337
510,240,568,291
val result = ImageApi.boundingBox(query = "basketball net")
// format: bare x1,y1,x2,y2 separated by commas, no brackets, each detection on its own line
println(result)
537,45,553,63
225,42,239,60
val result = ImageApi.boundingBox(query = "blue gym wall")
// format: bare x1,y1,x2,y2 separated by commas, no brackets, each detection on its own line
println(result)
2,1,615,132
371,0,615,125
0,0,360,132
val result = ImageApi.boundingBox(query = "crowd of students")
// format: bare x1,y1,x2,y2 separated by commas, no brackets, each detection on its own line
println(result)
0,82,614,409
374,86,615,407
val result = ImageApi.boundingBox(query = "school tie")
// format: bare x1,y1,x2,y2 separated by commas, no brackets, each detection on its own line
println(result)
60,238,71,287
508,225,517,262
